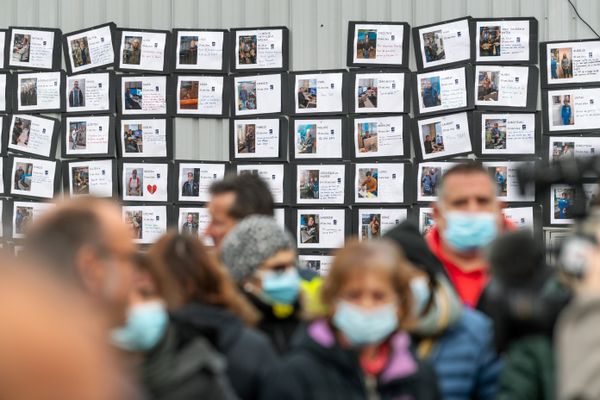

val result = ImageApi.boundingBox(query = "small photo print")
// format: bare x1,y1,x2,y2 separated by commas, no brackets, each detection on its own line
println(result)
422,122,444,154
237,123,256,154
237,81,257,111
181,168,200,197
302,259,321,273
124,124,143,153
484,119,507,150
358,168,378,198
550,48,573,79
125,168,143,196
69,121,87,150
125,81,143,110
12,33,31,62
421,210,435,235
296,124,317,154
477,71,499,101
358,78,378,108
300,214,319,243
123,36,143,65
240,169,259,177
299,169,320,199
479,26,501,57
179,36,198,65
297,79,317,109
357,29,377,59
357,122,378,153
20,78,37,106
15,206,33,235
125,210,143,239
14,162,33,191
180,80,199,110
71,37,91,67
554,187,575,220
68,79,86,107
552,95,574,126
181,211,199,235
71,166,89,195
421,167,441,196
420,77,441,108
11,117,32,148
423,30,445,62
238,35,257,65
361,213,381,240
489,166,508,197
552,141,575,161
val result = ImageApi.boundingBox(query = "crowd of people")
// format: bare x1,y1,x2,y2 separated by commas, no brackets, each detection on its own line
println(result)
3,163,600,399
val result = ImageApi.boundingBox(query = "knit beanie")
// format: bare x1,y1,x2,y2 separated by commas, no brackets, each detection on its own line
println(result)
220,215,295,282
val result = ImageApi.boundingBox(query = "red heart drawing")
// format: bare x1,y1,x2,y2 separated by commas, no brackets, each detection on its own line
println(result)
147,184,157,194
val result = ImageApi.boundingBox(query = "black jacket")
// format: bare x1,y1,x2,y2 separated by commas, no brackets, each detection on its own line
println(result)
260,320,441,400
172,303,278,400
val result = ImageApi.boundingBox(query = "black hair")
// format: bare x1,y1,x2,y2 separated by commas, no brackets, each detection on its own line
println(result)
209,173,274,220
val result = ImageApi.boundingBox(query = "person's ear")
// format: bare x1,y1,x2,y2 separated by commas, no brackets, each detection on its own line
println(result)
75,246,104,296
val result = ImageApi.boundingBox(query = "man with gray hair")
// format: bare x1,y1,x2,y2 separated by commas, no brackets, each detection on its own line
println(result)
425,162,511,307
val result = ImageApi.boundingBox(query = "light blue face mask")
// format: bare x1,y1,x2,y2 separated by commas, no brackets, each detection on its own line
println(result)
410,277,431,316
111,300,169,352
332,301,398,346
261,268,301,305
443,211,498,252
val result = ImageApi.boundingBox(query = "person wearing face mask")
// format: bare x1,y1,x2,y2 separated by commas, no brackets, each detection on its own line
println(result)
112,253,238,400
261,239,440,400
426,162,512,307
386,221,503,400
220,215,322,354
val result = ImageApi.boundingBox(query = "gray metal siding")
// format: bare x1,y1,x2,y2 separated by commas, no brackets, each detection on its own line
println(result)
1,0,599,160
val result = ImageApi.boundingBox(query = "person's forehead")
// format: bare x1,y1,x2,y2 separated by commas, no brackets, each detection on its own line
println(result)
442,172,495,198
209,191,236,211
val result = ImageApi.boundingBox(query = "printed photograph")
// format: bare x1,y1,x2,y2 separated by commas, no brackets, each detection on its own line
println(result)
356,29,377,59
420,77,441,108
554,187,575,220
552,141,576,161
484,119,507,150
422,30,445,62
357,122,378,153
297,79,317,109
122,36,143,65
125,210,143,239
358,78,378,108
296,124,317,154
361,213,381,240
238,35,257,64
15,206,33,235
479,26,501,57
71,37,91,67
20,78,37,107
69,121,87,150
237,81,257,111
11,117,32,148
237,123,256,154
477,71,499,101
489,166,508,197
301,259,321,273
421,122,444,154
358,168,378,198
421,167,441,196
14,162,33,191
550,48,573,79
125,81,143,110
179,36,198,65
240,169,259,177
124,124,143,153
300,214,319,243
180,80,199,110
552,95,574,126
181,212,199,235
68,79,85,108
126,168,143,196
71,166,89,195
181,168,200,197
12,33,31,62
421,211,435,235
299,169,319,199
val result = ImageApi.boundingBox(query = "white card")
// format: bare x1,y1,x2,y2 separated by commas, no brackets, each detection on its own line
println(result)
68,159,114,198
297,209,346,249
178,163,226,202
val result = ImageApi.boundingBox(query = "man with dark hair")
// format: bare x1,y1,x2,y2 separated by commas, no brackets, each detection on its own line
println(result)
206,173,274,249
426,162,511,307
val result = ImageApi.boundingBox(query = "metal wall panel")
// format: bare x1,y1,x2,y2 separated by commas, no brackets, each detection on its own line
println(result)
0,0,599,160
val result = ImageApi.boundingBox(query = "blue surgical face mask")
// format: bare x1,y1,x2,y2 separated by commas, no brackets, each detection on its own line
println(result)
261,268,301,305
332,301,398,346
111,300,169,352
410,277,431,316
443,211,498,252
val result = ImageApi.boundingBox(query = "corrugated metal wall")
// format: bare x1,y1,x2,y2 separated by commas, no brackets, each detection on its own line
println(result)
1,0,599,160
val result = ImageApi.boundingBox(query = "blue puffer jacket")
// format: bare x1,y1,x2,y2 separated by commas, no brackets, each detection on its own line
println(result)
426,308,503,400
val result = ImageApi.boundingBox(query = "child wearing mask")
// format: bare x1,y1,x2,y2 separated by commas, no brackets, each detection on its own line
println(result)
260,239,440,400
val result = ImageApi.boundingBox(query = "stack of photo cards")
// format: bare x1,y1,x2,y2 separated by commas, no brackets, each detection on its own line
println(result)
299,254,335,276
471,18,538,65
412,65,474,117
473,111,540,158
231,117,288,161
481,160,535,202
4,114,59,160
542,86,600,134
235,163,288,204
350,115,409,160
120,161,171,203
175,74,230,117
347,21,410,69
295,208,348,250
547,183,600,225
413,17,472,71
413,112,473,161
116,28,171,73
63,23,116,74
63,159,117,198
10,200,55,239
290,117,346,161
7,27,62,71
122,204,171,244
546,135,600,162
294,163,348,205
353,162,409,204
65,71,115,115
62,115,116,159
474,65,538,111
353,207,409,241
7,156,61,200
173,29,230,73
289,70,348,116
176,205,213,246
13,71,65,114
117,74,172,116
349,70,410,114
230,27,289,73
540,39,600,88
232,73,285,117
175,161,228,203
117,117,172,160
